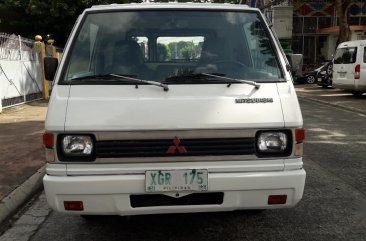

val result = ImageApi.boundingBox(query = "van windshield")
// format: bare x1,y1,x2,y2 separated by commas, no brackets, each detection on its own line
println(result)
63,10,283,84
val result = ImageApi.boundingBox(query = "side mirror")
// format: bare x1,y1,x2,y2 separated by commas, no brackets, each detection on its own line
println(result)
285,54,293,71
44,57,59,81
286,54,303,77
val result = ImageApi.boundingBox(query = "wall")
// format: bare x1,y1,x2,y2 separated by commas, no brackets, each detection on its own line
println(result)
0,33,43,112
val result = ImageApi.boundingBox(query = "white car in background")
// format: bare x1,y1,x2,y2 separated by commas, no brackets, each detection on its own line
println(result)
333,40,366,96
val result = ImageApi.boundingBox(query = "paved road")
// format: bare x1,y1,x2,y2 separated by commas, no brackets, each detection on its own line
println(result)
1,97,366,241
295,84,366,114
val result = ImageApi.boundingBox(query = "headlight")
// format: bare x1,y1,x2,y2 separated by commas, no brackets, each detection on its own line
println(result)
256,131,291,156
61,135,93,156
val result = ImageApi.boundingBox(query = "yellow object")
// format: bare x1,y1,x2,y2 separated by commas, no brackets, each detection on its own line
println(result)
35,35,43,41
47,39,55,45
35,35,49,100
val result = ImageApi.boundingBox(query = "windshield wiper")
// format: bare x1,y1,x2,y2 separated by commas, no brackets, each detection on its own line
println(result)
69,74,169,91
110,74,169,91
201,73,260,89
165,72,260,89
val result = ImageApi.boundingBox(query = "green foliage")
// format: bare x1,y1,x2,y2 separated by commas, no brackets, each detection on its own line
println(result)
166,41,201,60
0,0,240,46
1,0,135,45
157,43,171,61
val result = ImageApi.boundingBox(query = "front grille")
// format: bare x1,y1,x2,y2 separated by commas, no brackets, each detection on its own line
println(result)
130,192,224,208
96,137,255,158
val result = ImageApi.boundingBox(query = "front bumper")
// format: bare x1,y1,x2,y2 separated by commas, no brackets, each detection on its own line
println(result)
44,169,306,216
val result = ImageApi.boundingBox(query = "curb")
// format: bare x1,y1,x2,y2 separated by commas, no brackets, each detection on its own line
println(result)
298,96,366,116
0,165,46,226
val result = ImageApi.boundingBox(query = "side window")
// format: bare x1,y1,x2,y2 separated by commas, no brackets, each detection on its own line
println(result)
334,47,357,64
156,37,204,62
243,20,280,78
67,23,99,78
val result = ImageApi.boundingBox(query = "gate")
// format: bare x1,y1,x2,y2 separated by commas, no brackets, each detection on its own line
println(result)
0,33,43,110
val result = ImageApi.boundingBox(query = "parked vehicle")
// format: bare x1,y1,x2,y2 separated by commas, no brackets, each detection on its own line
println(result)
333,40,366,96
299,61,332,85
316,61,333,88
303,68,319,84
42,3,306,217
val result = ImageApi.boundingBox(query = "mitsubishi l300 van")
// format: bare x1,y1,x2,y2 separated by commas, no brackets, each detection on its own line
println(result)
333,40,366,96
42,3,306,216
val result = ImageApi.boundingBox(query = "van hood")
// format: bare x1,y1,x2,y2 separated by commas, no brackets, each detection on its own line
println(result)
63,84,285,131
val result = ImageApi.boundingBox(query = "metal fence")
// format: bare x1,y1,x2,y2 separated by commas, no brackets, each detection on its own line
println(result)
0,33,43,109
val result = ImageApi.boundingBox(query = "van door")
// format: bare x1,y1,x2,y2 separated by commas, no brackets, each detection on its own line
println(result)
333,45,358,87
360,46,366,88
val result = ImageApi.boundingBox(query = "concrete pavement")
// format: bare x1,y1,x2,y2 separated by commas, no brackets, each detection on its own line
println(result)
0,101,48,230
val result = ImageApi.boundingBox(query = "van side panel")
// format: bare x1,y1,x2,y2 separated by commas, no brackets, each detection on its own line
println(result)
357,46,366,92
45,85,70,131
276,82,303,128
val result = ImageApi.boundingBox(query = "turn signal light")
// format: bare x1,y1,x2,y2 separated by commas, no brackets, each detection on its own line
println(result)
268,195,287,205
43,133,54,148
64,201,84,211
295,128,305,143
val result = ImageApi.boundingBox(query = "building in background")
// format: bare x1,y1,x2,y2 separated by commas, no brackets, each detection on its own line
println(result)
257,0,366,72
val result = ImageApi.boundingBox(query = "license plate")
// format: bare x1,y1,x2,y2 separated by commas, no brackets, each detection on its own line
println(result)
317,78,322,82
145,169,208,193
340,73,346,78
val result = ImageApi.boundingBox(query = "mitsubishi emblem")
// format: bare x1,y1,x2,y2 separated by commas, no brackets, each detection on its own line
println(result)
167,136,187,154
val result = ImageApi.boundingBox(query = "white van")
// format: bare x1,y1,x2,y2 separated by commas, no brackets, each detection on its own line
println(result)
42,3,306,216
333,40,366,96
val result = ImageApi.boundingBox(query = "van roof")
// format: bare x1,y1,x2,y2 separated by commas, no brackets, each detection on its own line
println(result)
338,40,366,48
87,2,256,12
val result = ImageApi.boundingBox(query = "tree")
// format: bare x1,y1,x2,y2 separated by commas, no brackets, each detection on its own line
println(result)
167,41,201,60
180,42,195,59
157,43,171,61
335,0,352,45
1,0,134,46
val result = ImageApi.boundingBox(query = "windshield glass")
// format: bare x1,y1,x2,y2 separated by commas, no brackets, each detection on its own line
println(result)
63,10,283,84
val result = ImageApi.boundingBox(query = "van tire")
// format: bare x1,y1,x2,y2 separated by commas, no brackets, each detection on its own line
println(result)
352,91,363,97
306,75,316,84
321,79,332,88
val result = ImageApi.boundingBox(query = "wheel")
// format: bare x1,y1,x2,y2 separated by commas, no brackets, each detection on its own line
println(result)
306,75,316,84
320,77,332,88
352,91,363,97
